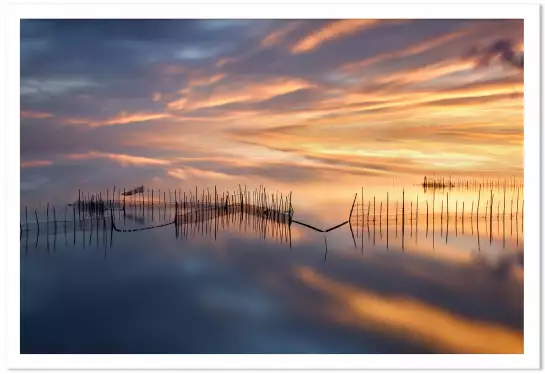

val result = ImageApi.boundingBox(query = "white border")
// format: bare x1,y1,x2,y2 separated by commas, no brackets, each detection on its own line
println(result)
5,2,541,370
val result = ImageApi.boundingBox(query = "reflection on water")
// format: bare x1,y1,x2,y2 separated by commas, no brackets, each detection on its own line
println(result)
20,185,523,354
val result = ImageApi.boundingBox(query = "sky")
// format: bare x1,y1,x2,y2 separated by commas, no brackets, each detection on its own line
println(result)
20,19,524,205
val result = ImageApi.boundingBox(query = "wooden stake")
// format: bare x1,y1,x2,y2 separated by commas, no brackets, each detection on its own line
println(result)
373,196,376,224
477,187,481,218
402,189,405,230
349,193,357,220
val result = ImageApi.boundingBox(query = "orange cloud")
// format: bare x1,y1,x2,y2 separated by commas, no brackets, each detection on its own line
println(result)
167,167,233,180
261,21,302,48
296,267,523,353
162,64,186,75
373,60,475,85
64,112,171,127
215,57,237,68
340,29,471,73
190,74,225,88
291,19,384,54
20,110,53,119
95,112,171,127
66,152,170,166
315,78,523,115
168,77,313,111
152,92,162,102
21,160,53,168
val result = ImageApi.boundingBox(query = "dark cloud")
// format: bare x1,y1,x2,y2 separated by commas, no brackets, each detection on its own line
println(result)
468,39,524,70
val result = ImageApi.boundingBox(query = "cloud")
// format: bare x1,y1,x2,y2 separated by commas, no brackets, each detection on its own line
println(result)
65,152,171,166
167,167,233,181
21,160,53,168
152,92,162,102
291,20,384,54
161,64,187,75
21,77,99,96
65,111,171,127
468,39,524,70
19,19,524,185
167,77,314,111
20,110,53,119
339,29,470,73
372,59,475,85
261,21,302,48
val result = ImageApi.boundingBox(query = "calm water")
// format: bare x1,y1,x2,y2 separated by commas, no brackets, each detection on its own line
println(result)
20,184,524,354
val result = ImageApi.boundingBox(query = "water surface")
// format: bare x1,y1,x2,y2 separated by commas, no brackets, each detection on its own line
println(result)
20,184,524,354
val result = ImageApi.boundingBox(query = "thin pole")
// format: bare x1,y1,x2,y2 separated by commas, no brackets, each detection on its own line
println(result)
490,189,493,243
516,188,520,218
462,201,464,227
416,195,418,227
373,196,376,224
446,193,449,219
426,200,429,235
349,193,357,220
402,189,405,250
477,187,481,218
395,201,397,227
503,181,506,222
361,187,364,226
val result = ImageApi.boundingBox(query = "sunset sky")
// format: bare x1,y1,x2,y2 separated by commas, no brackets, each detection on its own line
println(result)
20,19,524,202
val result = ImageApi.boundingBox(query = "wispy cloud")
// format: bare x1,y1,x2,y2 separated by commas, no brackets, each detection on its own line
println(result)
168,77,314,111
167,167,233,181
21,160,53,168
372,60,475,85
66,152,171,166
65,111,171,127
261,21,302,48
339,29,471,73
291,19,385,54
21,110,54,119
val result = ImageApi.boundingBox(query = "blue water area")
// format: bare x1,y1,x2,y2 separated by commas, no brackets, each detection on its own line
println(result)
20,205,523,354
